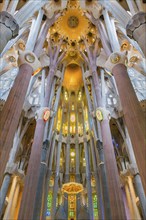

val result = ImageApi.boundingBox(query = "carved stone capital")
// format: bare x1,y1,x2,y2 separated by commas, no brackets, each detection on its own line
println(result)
96,107,111,121
0,11,19,52
105,52,127,72
18,51,41,74
36,107,50,121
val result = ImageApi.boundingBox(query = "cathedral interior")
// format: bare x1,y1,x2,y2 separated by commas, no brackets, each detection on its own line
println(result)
0,0,146,220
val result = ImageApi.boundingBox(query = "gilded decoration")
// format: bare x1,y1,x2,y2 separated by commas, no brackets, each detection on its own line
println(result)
49,0,97,65
62,182,84,194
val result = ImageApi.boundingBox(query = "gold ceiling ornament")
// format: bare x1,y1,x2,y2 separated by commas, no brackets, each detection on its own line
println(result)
120,39,131,51
55,8,90,42
62,182,84,194
67,0,80,9
110,53,121,64
63,48,83,66
48,0,97,65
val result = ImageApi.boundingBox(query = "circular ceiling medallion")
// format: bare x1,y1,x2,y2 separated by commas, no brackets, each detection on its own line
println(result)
68,16,79,28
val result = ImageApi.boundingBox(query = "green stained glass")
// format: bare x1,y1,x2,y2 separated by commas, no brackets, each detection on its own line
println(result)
46,193,52,217
93,194,98,218
69,211,74,217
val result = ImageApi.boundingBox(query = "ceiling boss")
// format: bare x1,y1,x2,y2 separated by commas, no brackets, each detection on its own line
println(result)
48,0,97,65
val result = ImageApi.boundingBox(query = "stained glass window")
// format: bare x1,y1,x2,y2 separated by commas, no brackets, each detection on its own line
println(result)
46,193,52,217
93,194,98,219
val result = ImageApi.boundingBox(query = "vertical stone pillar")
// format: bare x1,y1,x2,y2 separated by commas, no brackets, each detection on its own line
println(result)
42,79,63,220
33,74,59,220
84,139,94,220
0,63,33,185
51,109,64,220
117,121,146,218
41,133,56,220
83,74,111,219
18,114,47,220
90,136,104,220
96,140,112,220
75,138,80,183
0,175,11,217
64,137,70,218
0,119,28,217
65,136,70,183
32,140,49,220
90,69,126,219
51,139,62,219
100,115,126,220
105,52,146,193
75,99,80,183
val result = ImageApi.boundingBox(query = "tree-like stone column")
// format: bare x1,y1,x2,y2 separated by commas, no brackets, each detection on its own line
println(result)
0,60,34,185
83,72,111,220
81,38,126,219
105,52,146,193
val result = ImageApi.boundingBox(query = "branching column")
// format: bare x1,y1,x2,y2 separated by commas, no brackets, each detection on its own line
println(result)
105,53,146,193
0,12,45,184
96,13,146,194
18,37,64,219
81,36,126,218
33,74,61,220
83,73,110,219
41,133,57,220
0,63,33,184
